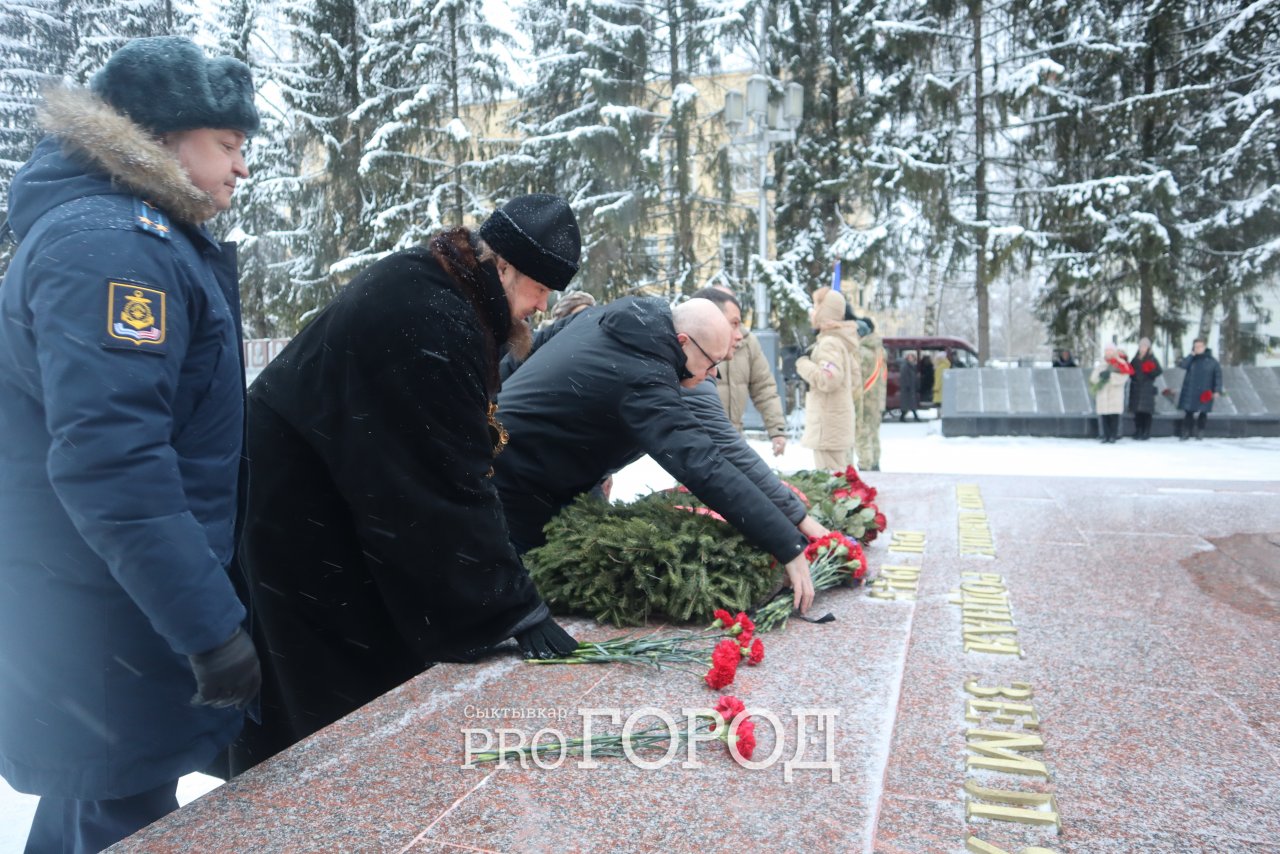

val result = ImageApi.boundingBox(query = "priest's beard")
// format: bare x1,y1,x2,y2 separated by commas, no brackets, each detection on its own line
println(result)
506,315,534,361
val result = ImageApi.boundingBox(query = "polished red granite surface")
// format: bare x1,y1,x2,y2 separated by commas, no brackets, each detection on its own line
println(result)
110,474,1280,853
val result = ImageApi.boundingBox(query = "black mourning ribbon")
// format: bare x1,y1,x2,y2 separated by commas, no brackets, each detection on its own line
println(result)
751,587,837,625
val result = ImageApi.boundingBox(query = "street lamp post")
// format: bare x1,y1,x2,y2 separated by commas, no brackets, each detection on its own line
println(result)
722,76,804,400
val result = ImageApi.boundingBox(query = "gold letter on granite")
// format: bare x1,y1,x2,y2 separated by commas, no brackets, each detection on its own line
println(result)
966,699,1040,730
964,680,1033,700
965,729,1048,777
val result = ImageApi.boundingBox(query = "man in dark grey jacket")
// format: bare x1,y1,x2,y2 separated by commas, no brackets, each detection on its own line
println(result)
494,296,815,612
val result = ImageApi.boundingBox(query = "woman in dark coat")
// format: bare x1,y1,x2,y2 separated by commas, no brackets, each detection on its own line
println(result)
231,197,582,773
897,352,921,420
918,355,936,405
1176,338,1223,440
1127,337,1162,440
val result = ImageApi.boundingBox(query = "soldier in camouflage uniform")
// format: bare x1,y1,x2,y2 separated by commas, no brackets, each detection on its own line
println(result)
853,314,887,471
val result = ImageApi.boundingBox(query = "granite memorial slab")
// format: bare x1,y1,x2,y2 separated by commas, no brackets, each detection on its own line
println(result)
110,474,1280,853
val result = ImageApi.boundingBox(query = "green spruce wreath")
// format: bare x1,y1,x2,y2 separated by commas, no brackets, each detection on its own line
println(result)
525,491,783,627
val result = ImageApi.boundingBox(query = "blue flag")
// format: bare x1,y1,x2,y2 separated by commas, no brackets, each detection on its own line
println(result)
831,259,842,292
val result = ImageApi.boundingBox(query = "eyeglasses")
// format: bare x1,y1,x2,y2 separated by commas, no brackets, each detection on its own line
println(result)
685,334,725,369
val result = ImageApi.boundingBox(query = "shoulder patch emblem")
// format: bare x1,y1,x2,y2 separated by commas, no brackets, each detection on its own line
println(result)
135,199,171,239
106,280,167,348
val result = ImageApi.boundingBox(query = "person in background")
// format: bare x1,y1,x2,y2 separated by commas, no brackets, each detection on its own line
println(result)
501,290,597,379
797,287,861,470
682,289,830,542
1052,348,1078,367
933,350,952,407
853,312,887,471
897,351,921,421
1127,337,1162,440
712,286,788,457
230,194,582,774
918,354,936,406
0,36,262,851
545,290,595,326
1176,338,1222,441
1091,345,1131,443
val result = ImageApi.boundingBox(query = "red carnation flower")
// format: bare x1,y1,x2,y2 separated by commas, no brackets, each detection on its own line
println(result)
732,718,757,761
705,662,736,690
712,638,741,669
733,612,755,639
873,511,887,530
706,639,742,689
713,695,746,729
747,638,764,665
832,488,853,501
712,609,734,629
846,483,877,505
1142,361,1154,374
1200,390,1213,403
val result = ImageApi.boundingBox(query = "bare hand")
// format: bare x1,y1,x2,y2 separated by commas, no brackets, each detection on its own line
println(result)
782,553,815,613
797,515,829,540
600,475,613,501
771,436,787,457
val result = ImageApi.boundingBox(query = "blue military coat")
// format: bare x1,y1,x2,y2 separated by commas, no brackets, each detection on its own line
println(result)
0,131,247,799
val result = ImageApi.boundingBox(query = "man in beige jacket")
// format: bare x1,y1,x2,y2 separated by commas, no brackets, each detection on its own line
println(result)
706,286,788,456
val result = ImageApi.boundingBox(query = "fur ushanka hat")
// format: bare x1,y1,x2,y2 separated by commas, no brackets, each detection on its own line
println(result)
91,36,260,136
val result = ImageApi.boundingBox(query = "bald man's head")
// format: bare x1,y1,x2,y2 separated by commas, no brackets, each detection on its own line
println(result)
672,298,733,387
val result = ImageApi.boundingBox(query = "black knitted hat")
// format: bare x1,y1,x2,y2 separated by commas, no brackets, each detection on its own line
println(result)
479,194,581,291
91,36,260,136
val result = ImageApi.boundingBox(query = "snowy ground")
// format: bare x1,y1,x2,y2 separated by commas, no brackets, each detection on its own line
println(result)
613,414,1280,500
3,416,1278,850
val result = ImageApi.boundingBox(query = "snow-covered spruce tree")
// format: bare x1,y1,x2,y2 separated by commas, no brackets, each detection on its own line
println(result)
644,0,743,297
1032,0,1280,363
206,0,300,337
792,0,1055,360
1030,0,1191,350
769,0,881,333
260,0,367,331
1177,0,1280,364
70,0,198,84
357,0,511,252
508,0,740,301
0,0,75,274
505,0,662,301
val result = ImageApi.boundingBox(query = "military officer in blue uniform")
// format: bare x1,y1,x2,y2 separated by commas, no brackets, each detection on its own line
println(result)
0,37,262,852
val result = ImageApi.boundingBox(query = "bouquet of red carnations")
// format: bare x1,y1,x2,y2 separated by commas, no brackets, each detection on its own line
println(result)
525,610,764,691
753,531,866,632
784,467,886,545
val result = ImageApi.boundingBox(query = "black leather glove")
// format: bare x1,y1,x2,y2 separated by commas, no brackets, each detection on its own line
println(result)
189,627,262,710
515,617,578,660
